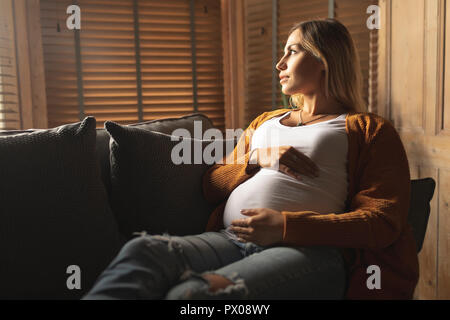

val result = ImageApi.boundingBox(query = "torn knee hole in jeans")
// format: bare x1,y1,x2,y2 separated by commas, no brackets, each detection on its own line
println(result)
178,270,249,298
131,232,249,298
131,231,192,274
132,231,180,252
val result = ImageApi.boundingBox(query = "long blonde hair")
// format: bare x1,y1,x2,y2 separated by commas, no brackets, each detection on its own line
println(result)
288,19,367,113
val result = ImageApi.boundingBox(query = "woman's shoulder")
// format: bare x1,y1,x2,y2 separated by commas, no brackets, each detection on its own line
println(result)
259,108,291,119
347,110,388,122
346,111,403,149
346,111,396,133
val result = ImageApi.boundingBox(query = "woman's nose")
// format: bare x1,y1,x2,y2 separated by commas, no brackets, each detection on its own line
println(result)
276,57,286,71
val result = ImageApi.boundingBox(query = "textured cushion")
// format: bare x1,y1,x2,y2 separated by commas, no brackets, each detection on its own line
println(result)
408,177,436,253
95,113,214,202
0,117,123,299
105,121,235,239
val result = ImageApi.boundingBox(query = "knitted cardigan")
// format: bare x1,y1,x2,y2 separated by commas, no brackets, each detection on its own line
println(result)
202,108,419,299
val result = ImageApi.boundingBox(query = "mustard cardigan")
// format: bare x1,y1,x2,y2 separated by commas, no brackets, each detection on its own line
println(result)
202,108,419,300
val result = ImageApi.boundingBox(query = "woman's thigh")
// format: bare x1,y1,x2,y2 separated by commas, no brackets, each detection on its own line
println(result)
83,231,244,299
163,231,244,273
211,245,347,300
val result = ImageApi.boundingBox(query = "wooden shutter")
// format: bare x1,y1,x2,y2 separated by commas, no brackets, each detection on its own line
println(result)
40,0,224,130
244,0,379,123
335,0,379,113
244,0,273,125
0,0,21,130
79,0,138,124
137,0,225,130
278,0,329,44
244,0,329,126
40,0,79,128
277,0,329,108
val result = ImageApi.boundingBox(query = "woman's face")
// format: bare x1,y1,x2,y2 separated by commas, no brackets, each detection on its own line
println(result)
276,29,325,96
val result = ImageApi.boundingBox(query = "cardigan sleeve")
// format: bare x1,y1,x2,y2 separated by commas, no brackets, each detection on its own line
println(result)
280,121,412,250
201,113,267,205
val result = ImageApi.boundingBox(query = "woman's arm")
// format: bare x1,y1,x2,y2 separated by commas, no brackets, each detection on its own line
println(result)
201,113,269,205
280,121,412,250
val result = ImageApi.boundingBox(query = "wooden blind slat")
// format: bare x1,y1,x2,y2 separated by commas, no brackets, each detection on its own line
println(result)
0,0,21,129
244,0,273,124
40,0,79,129
41,0,224,129
336,0,379,112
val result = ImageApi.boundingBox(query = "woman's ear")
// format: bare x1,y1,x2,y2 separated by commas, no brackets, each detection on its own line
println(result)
319,61,325,72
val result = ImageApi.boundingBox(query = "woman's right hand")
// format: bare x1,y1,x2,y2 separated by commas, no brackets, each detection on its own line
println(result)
249,146,320,181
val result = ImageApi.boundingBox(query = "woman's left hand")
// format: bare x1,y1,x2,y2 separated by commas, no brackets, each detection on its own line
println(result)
230,208,284,246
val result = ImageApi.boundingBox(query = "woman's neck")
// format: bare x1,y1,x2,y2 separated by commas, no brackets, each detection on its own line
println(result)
301,94,345,115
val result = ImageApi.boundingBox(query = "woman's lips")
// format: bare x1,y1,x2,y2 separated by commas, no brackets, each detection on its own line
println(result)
280,77,289,83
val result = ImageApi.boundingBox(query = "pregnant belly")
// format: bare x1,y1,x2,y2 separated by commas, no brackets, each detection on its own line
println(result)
222,168,341,228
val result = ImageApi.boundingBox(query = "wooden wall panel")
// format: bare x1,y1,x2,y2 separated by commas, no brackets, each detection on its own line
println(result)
444,0,450,132
438,0,450,299
438,169,450,298
390,0,424,130
383,0,449,299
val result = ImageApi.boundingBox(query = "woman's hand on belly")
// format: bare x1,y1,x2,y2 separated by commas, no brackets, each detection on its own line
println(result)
230,208,284,246
251,146,320,181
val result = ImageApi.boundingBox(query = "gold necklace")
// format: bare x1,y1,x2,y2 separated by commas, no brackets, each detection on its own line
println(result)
296,109,330,126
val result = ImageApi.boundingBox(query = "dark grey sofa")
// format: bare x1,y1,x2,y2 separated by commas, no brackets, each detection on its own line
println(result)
0,112,435,299
0,113,220,299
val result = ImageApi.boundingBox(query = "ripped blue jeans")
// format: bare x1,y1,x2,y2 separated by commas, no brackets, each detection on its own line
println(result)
82,230,347,300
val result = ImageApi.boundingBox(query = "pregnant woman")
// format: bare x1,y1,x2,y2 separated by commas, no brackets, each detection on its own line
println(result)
84,19,419,300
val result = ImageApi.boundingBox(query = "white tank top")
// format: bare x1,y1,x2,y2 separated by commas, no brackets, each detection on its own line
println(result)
222,111,349,239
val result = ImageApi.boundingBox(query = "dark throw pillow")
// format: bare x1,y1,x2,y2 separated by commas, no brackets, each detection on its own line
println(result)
408,177,436,253
95,113,214,202
0,117,123,299
105,121,236,239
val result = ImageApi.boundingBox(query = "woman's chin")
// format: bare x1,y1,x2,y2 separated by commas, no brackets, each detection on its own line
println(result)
283,89,297,96
281,87,292,95
281,85,299,96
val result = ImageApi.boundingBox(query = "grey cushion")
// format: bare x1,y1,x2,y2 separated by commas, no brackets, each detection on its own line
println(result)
0,117,123,299
95,113,214,203
105,121,235,239
408,177,436,253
